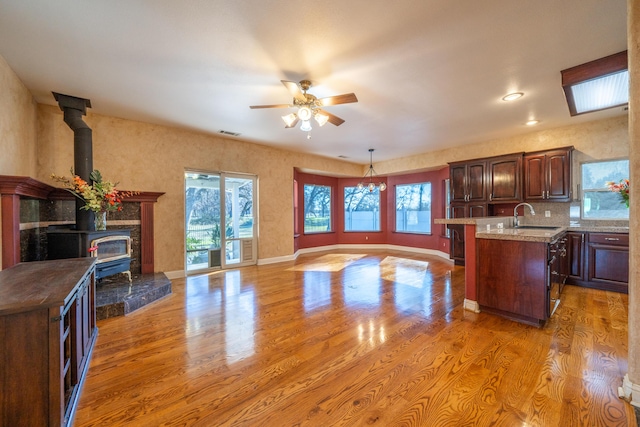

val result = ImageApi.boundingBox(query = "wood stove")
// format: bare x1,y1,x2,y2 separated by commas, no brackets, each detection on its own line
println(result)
47,228,132,282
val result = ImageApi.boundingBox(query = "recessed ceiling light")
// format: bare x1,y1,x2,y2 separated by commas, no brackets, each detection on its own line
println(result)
526,120,540,126
502,92,524,101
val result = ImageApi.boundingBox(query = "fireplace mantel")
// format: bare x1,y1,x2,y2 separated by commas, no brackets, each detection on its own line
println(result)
0,175,164,271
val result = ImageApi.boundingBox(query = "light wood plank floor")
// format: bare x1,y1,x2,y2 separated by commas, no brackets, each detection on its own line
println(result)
74,250,636,426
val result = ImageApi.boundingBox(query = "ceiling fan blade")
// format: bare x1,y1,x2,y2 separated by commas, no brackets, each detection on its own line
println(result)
281,80,308,103
318,93,358,106
284,117,300,128
249,104,292,109
316,109,345,126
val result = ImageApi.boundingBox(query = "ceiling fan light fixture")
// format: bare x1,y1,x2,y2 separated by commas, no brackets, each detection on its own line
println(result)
314,112,329,127
300,120,312,132
297,106,312,121
281,113,297,127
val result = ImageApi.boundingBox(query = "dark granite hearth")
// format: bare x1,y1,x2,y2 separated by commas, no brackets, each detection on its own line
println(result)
96,272,172,320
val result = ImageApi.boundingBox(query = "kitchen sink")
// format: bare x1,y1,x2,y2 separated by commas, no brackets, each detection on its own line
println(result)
513,225,560,230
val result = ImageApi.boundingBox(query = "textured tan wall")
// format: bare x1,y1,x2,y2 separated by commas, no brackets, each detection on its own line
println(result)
0,55,38,176
36,104,363,272
0,54,38,270
627,0,639,387
375,115,629,174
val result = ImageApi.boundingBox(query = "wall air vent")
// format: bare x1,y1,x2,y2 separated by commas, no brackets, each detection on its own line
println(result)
219,130,241,137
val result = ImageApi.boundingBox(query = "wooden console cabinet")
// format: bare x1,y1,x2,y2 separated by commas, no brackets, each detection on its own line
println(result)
565,231,629,293
0,258,97,427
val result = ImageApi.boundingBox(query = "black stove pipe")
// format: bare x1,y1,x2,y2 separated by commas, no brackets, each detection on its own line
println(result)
53,92,94,231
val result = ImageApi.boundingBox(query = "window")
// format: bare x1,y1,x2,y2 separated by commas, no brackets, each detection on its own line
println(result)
344,186,380,231
581,159,629,219
395,182,432,234
304,184,332,233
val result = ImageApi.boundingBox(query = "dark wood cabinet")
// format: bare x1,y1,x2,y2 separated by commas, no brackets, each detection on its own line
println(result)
448,202,486,264
487,154,523,202
566,231,628,293
587,233,629,293
566,231,586,281
524,147,573,202
450,160,487,203
0,258,97,427
477,238,548,326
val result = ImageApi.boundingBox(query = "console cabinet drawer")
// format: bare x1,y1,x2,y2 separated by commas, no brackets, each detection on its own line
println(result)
588,233,629,245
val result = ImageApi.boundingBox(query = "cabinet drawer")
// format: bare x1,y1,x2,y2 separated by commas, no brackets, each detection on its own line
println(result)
588,233,629,245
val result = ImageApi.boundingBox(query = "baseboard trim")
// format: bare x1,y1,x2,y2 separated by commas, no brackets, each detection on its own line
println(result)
257,254,297,265
619,373,640,407
293,244,452,262
464,299,480,313
165,270,186,279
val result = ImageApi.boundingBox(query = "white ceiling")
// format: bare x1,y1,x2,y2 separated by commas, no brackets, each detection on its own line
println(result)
0,0,628,164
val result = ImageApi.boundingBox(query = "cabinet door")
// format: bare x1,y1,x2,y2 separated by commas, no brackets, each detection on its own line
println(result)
488,155,522,202
566,232,585,281
524,148,572,202
450,164,467,202
587,233,629,292
467,161,487,202
449,225,465,262
524,154,546,201
450,203,467,219
468,203,486,218
546,149,572,201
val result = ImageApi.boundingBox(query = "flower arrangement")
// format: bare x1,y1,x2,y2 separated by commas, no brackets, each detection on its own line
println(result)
606,178,630,208
51,169,136,213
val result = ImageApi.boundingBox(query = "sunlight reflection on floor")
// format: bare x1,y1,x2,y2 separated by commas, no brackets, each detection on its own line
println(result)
287,253,367,272
380,256,429,288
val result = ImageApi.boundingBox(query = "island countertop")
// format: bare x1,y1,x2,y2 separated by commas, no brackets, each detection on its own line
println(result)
435,217,629,243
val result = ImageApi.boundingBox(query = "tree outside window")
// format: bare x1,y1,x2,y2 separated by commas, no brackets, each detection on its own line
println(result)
344,186,380,231
304,184,332,233
395,182,432,233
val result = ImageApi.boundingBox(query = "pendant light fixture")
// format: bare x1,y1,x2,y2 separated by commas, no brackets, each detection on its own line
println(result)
357,149,386,192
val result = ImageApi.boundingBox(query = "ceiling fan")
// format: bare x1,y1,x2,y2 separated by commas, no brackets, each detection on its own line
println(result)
250,80,358,131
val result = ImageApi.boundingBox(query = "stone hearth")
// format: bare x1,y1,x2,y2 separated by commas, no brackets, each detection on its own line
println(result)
96,272,172,320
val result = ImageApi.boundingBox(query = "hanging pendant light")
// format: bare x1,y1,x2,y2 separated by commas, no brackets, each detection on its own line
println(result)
358,149,386,192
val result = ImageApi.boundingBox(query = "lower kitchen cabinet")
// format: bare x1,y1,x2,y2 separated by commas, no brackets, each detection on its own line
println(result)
565,231,586,281
0,258,97,427
566,231,629,293
477,238,549,326
477,235,568,326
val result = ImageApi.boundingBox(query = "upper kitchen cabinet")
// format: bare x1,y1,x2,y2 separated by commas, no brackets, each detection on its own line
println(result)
487,154,523,203
450,160,487,203
524,147,573,202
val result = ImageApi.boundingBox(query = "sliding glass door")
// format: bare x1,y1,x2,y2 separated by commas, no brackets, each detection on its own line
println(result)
185,171,257,274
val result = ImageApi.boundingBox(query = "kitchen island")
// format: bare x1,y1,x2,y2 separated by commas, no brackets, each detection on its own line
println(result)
436,217,629,325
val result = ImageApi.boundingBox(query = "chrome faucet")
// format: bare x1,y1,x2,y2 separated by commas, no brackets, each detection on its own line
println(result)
513,202,535,227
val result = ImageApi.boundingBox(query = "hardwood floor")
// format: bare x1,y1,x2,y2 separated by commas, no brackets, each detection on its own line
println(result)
74,250,636,426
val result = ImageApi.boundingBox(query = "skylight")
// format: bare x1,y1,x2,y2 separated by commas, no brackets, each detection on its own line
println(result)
561,51,628,116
